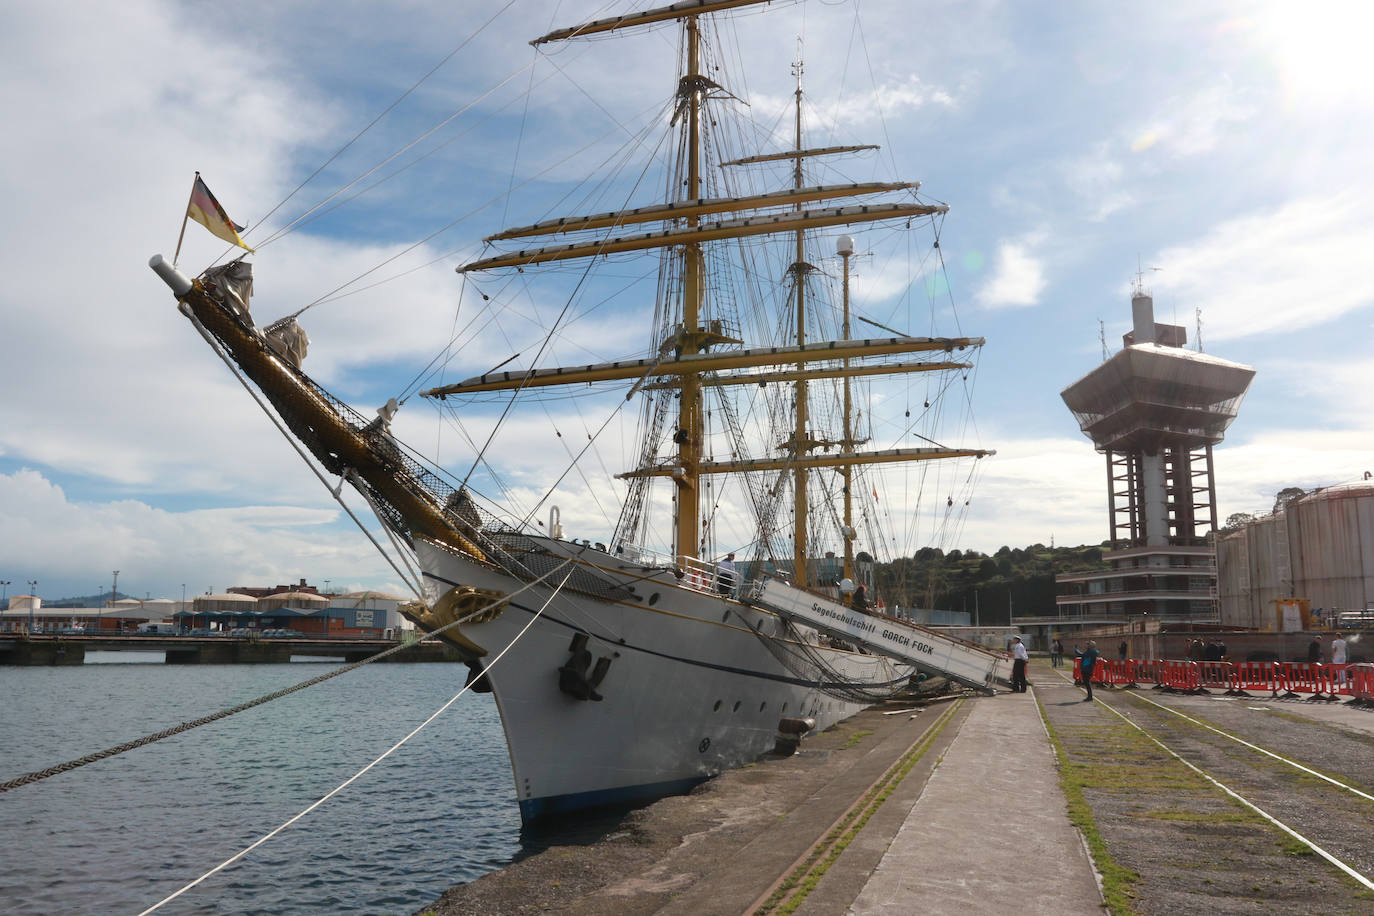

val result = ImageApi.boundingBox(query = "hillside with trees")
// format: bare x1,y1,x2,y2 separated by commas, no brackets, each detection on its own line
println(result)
871,543,1110,627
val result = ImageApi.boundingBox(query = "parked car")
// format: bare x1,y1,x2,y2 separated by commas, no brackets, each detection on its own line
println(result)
280,629,305,639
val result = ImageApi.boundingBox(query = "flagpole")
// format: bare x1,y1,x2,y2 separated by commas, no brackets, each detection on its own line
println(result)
172,171,199,267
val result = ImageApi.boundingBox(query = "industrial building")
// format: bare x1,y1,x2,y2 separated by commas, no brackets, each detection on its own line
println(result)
1216,479,1374,630
1019,282,1254,643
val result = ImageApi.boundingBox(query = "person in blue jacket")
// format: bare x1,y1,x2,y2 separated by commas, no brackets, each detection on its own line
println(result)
1078,640,1100,702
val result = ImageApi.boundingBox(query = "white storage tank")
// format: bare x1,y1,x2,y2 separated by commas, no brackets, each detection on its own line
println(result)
1217,480,1374,628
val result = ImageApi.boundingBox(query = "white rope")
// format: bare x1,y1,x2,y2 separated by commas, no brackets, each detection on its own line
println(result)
345,468,427,598
137,565,576,914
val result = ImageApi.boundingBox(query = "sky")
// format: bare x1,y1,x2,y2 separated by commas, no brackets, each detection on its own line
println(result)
2,0,1371,604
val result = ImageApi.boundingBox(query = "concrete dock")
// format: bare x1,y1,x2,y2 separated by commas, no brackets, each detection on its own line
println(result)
838,684,1101,915
425,672,1105,915
426,662,1374,914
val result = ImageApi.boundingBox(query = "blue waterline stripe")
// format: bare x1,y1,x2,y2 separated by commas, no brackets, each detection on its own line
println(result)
519,776,708,822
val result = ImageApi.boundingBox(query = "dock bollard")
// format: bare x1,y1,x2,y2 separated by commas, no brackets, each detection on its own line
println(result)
773,717,816,756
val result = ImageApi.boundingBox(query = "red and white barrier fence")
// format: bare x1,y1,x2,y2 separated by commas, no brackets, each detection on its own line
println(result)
1061,657,1374,704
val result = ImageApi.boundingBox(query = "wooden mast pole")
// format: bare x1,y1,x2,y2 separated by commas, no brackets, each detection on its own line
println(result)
840,239,855,584
791,61,810,587
676,15,704,565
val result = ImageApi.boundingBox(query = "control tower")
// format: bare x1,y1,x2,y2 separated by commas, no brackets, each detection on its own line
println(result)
1052,283,1255,629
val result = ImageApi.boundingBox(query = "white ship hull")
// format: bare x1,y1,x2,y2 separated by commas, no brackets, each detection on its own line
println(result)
416,539,913,821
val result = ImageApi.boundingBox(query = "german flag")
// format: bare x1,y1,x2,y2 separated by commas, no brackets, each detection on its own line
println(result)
187,174,253,252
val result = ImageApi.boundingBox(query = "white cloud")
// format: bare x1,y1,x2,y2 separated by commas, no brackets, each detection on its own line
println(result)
1150,192,1374,340
1062,143,1135,222
956,437,1105,550
1129,79,1258,159
814,75,958,131
0,468,394,601
1216,429,1374,518
974,238,1047,308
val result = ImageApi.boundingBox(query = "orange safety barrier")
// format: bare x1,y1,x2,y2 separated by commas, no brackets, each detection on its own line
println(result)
1230,661,1276,696
1156,660,1201,692
1131,659,1164,687
1349,664,1374,705
1055,656,1371,702
1195,661,1235,693
1071,656,1108,685
1275,662,1331,699
1094,658,1141,688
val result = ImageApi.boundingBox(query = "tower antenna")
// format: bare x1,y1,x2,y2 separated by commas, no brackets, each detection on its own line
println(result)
1195,306,1205,352
1133,258,1162,296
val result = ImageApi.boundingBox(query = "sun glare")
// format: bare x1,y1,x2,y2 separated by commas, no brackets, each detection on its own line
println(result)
1256,0,1374,105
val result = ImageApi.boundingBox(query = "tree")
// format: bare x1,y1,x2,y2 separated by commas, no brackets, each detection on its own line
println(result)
1273,487,1305,514
1221,512,1255,533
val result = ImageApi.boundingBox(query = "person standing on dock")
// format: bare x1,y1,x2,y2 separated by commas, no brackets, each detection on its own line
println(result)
1079,641,1100,702
1010,636,1029,693
1307,635,1322,667
1051,638,1063,668
1331,634,1348,687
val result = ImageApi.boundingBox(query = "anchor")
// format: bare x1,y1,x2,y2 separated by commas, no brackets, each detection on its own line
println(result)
557,632,614,702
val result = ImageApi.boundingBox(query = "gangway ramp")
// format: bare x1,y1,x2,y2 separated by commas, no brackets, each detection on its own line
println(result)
747,578,1010,694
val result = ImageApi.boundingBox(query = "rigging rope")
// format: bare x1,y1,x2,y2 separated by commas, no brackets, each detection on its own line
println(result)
180,304,423,597
135,565,576,915
249,0,523,251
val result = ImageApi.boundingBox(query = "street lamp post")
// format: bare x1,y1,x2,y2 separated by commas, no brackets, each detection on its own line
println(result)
27,580,37,633
0,581,9,632
181,583,186,633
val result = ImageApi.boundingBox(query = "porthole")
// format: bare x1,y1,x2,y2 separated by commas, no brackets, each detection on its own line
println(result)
781,702,788,714
732,700,741,712
648,593,660,606
759,701,767,712
713,700,722,712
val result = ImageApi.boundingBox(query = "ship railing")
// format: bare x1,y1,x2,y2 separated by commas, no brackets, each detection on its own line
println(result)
676,554,735,596
612,543,735,597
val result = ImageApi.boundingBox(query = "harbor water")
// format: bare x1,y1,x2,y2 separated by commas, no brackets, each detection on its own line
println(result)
0,653,529,913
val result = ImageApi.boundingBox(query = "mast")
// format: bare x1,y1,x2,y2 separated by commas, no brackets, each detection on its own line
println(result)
790,60,810,587
437,0,993,579
677,14,705,564
838,234,855,584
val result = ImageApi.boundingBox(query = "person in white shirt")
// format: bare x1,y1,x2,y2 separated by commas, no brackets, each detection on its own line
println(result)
1010,636,1029,693
1331,634,1349,687
716,553,737,596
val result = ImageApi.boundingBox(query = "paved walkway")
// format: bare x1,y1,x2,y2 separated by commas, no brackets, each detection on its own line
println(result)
848,681,1104,914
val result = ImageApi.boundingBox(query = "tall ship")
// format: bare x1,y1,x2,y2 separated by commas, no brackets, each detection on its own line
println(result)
150,0,996,821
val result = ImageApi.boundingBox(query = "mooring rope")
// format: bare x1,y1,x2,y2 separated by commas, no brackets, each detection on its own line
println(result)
136,565,575,915
0,558,574,795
